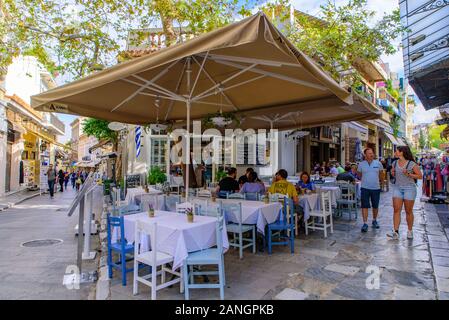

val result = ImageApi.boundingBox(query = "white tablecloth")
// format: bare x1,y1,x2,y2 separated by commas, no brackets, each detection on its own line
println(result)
200,198,282,235
125,187,162,205
135,194,166,210
114,210,229,270
227,199,282,235
298,193,319,220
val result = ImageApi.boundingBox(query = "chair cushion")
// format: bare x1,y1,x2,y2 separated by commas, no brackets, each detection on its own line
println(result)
185,248,222,264
110,242,134,252
226,223,253,233
136,251,174,266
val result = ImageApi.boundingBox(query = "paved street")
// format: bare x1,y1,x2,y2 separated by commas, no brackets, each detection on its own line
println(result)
0,187,97,300
1,182,448,300
110,183,449,300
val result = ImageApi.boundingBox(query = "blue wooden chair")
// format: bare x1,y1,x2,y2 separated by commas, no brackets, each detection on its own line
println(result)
182,211,226,300
106,214,135,286
265,197,295,254
224,202,256,259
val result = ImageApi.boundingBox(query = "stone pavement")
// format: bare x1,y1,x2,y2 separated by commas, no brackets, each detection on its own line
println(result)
109,182,449,300
0,189,41,211
0,186,98,300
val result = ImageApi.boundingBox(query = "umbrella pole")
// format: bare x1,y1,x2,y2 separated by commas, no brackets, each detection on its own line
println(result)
186,100,191,201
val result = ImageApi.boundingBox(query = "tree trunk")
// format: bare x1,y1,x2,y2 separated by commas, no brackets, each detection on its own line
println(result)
154,0,177,47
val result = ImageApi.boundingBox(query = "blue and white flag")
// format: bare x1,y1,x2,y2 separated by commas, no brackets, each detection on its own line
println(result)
135,126,142,158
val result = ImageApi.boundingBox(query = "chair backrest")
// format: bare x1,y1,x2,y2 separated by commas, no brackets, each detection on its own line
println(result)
107,213,126,245
215,214,224,255
119,204,141,215
208,182,218,189
176,202,193,214
226,192,245,199
197,189,212,198
135,220,157,262
270,193,286,202
244,192,261,201
191,198,208,216
281,197,295,226
164,194,181,211
339,183,355,201
320,191,332,215
222,202,242,227
217,190,231,199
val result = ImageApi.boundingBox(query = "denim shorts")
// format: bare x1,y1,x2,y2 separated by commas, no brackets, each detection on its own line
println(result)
392,185,417,201
361,188,381,209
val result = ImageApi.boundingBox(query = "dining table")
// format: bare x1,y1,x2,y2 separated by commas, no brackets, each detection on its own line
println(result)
298,193,319,220
113,210,229,271
189,197,282,235
314,185,341,207
125,186,163,205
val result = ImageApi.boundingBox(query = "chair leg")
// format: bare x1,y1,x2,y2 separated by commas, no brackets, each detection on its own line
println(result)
305,219,308,235
121,253,127,286
107,249,113,279
161,265,166,284
179,267,184,294
290,227,294,254
267,229,272,255
218,262,225,300
330,214,334,234
133,260,139,295
221,256,226,286
323,216,328,238
190,265,194,284
252,227,256,254
239,232,243,259
183,264,189,300
151,264,157,300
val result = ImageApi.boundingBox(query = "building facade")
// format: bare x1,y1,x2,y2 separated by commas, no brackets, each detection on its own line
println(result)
0,56,65,195
400,0,449,110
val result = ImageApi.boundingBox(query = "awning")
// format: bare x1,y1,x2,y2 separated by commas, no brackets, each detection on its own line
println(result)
31,13,379,130
89,139,113,153
383,132,404,146
346,121,368,141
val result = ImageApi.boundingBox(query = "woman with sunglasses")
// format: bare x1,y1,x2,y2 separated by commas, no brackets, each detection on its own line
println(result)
388,146,423,240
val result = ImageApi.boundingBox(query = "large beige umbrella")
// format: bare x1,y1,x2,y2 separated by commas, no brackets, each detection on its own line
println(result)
32,12,380,197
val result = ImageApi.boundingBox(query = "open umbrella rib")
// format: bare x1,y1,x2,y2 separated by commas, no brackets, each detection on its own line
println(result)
121,78,177,101
111,59,180,112
191,55,238,111
210,59,329,91
164,59,188,121
197,53,300,68
132,74,185,102
192,63,258,101
189,51,209,99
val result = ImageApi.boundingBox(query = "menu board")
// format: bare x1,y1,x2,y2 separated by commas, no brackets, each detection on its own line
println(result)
126,174,142,188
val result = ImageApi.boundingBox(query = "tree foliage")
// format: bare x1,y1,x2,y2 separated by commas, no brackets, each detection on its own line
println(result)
82,118,118,143
428,124,446,150
0,0,253,79
419,129,427,151
262,0,405,87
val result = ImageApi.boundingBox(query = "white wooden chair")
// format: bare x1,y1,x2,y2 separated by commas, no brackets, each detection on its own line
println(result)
133,221,182,300
305,190,333,238
196,189,212,198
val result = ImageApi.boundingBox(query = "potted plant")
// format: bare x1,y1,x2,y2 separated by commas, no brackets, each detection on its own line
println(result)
215,169,227,181
186,207,194,223
148,203,155,218
147,167,167,186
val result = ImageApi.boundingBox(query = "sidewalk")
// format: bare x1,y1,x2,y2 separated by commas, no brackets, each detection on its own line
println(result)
0,189,41,211
109,183,449,300
0,187,97,299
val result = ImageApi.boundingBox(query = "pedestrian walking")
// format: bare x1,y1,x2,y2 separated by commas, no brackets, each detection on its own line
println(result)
58,169,65,192
357,148,383,232
70,171,77,189
64,171,69,190
387,146,423,240
46,164,57,198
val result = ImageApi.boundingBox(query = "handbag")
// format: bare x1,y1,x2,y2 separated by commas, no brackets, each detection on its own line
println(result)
441,164,449,176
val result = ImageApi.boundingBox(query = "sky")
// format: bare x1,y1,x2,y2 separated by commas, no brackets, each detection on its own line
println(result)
55,0,439,143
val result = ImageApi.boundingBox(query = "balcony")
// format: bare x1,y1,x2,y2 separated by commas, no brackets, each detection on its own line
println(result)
43,113,65,135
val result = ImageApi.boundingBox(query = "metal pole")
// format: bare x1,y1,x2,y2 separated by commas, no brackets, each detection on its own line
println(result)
77,194,85,274
166,134,170,183
185,57,192,200
82,189,96,260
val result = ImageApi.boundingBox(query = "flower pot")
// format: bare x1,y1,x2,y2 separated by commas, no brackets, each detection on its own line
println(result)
187,214,194,223
148,210,155,218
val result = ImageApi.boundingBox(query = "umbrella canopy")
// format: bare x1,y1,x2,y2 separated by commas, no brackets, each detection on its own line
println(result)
31,13,379,128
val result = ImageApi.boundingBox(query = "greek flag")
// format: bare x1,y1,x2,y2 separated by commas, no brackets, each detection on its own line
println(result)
135,126,142,158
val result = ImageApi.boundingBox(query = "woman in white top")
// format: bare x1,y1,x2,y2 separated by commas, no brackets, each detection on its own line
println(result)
388,146,423,240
